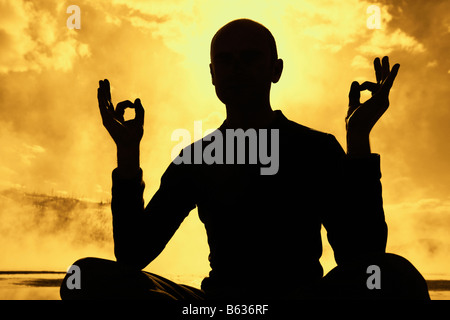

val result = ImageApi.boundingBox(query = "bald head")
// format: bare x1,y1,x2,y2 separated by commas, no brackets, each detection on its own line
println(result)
210,19,278,64
209,19,283,109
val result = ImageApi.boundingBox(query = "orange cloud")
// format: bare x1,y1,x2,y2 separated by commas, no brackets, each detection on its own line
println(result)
0,0,448,286
0,0,90,73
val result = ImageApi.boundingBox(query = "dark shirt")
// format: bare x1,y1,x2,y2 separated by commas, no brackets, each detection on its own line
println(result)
111,110,387,297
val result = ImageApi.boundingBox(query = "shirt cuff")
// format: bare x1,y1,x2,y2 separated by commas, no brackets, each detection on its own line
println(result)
343,153,381,180
112,167,143,183
112,168,145,196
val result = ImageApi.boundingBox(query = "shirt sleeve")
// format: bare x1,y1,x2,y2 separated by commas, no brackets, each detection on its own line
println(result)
321,135,388,266
111,161,196,270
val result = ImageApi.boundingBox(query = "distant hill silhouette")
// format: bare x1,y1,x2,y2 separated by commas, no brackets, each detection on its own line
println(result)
0,188,113,262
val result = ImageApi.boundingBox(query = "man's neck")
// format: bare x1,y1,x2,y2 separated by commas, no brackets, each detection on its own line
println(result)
224,103,276,130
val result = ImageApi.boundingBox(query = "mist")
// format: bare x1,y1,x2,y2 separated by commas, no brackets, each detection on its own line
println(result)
0,0,449,281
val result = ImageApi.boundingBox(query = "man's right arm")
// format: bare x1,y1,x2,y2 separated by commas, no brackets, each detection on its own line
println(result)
111,160,196,270
97,79,195,270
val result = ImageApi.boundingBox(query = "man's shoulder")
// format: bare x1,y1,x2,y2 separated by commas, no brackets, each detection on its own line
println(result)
277,111,336,143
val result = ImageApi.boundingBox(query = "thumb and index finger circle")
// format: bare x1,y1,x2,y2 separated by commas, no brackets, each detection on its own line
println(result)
115,100,134,122
116,99,145,125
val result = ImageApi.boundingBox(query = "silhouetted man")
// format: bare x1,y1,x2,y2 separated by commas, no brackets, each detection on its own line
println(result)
61,19,429,300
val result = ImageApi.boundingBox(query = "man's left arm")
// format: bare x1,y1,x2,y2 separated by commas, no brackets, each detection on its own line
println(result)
325,56,399,265
323,136,387,265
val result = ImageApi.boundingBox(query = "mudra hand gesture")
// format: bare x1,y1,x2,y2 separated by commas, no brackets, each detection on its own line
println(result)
97,79,145,149
346,56,400,155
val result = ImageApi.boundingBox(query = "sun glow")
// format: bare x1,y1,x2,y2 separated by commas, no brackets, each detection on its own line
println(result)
0,0,449,287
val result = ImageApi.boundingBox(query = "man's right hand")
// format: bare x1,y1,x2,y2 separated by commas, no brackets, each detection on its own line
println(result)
97,79,144,149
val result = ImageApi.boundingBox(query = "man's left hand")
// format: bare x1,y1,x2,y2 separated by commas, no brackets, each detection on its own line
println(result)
346,56,400,135
346,56,400,156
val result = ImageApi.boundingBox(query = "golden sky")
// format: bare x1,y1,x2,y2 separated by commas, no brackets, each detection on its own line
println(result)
0,0,449,283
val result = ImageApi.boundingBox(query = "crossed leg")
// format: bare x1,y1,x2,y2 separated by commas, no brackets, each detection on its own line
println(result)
60,257,205,300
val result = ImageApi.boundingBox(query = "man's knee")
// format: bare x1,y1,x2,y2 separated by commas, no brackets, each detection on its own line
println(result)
376,253,430,299
319,253,430,299
60,257,135,300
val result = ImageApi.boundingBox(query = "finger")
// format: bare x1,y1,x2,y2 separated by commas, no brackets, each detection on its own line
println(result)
97,82,109,114
104,79,112,103
98,80,103,102
97,87,107,117
359,81,380,93
134,98,145,125
374,57,382,84
98,80,112,112
115,100,134,122
381,56,390,82
380,63,400,95
102,79,114,111
348,81,360,107
98,80,104,101
98,87,114,125
347,81,360,119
